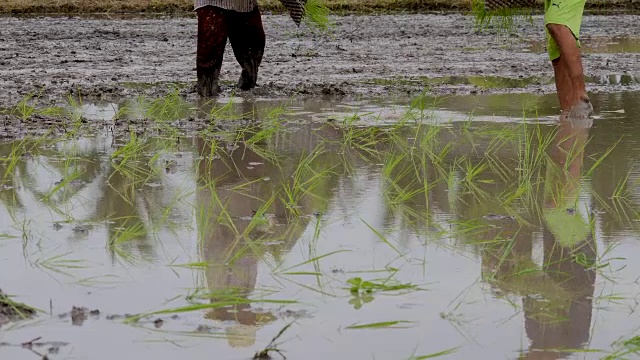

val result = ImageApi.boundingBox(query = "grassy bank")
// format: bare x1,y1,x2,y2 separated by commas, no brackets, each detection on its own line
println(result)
1,0,638,15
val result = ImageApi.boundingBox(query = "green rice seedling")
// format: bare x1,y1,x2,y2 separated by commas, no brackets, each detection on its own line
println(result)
195,180,238,244
241,122,286,160
0,290,39,320
217,194,281,267
33,251,88,279
585,137,622,177
403,91,443,123
9,90,68,123
345,320,416,330
0,134,55,186
406,347,460,359
74,275,122,289
1,140,29,185
331,112,390,157
275,249,350,273
150,90,193,122
208,93,252,122
437,279,483,343
168,260,210,270
416,151,439,218
109,216,148,245
64,93,86,122
11,92,38,121
302,0,332,32
264,100,293,123
152,186,196,233
458,157,491,202
42,160,85,204
448,218,498,241
603,335,640,360
417,126,456,180
500,122,555,209
108,132,161,199
121,89,195,124
361,218,406,257
253,322,294,360
471,0,536,34
483,146,514,184
346,276,420,296
272,249,350,298
114,90,194,140
279,145,336,217
346,276,419,310
110,131,148,164
226,114,288,166
103,214,151,265
124,298,297,324
380,151,425,207
608,169,638,222
38,105,65,118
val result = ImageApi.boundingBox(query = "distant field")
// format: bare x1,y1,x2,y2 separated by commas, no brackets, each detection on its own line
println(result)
0,0,637,14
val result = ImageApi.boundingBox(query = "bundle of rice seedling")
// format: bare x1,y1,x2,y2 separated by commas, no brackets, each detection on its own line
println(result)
471,0,539,32
279,0,331,30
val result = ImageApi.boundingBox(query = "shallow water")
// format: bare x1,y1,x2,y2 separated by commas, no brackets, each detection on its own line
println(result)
368,74,640,90
1,91,640,360
529,35,640,54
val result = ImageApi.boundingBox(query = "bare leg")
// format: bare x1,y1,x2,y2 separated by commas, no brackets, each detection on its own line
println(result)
547,24,590,115
197,6,228,97
551,58,573,111
228,6,265,91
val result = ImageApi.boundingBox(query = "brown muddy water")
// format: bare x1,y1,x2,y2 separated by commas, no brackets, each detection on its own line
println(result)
0,89,640,360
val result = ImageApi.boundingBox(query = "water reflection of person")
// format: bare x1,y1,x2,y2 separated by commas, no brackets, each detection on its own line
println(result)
194,137,314,348
520,113,596,359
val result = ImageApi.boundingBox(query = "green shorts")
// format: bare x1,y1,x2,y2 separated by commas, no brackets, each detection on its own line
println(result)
544,0,587,61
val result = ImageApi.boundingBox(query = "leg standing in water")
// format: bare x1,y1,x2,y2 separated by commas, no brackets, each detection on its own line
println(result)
544,0,593,118
195,0,266,96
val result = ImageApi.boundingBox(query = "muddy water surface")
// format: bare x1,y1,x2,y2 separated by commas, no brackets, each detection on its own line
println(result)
0,90,639,359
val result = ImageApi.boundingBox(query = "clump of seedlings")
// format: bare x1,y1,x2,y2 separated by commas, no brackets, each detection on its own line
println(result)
0,289,37,326
253,322,294,359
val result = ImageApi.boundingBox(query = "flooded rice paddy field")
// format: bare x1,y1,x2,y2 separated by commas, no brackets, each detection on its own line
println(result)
1,11,640,360
0,89,638,359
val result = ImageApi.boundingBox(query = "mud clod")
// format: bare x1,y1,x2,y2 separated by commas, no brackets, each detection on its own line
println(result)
71,306,87,326
70,306,100,326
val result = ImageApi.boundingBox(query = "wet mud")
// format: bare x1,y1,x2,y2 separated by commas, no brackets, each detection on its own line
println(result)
1,14,639,106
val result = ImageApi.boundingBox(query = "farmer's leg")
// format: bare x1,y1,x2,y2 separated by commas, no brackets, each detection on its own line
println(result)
547,24,588,108
551,57,573,111
197,6,229,97
228,6,266,90
544,0,592,115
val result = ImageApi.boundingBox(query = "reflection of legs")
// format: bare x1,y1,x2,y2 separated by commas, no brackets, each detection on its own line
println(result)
197,6,228,97
521,228,595,360
228,6,265,90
